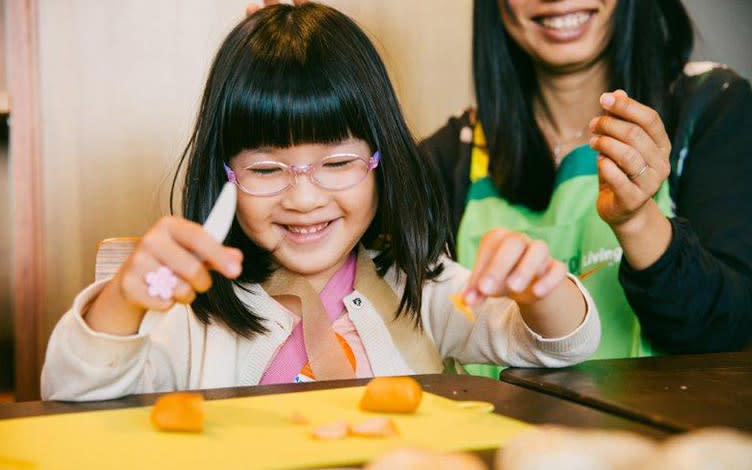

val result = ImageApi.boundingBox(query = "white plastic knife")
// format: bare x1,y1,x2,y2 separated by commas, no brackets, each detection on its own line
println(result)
202,182,237,243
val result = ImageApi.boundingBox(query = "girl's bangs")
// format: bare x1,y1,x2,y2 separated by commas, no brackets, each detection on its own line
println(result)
219,53,372,158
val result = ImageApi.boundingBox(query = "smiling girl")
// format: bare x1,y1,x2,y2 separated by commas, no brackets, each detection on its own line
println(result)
41,3,599,401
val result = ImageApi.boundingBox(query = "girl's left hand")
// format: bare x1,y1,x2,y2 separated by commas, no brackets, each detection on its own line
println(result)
590,90,672,227
462,229,567,307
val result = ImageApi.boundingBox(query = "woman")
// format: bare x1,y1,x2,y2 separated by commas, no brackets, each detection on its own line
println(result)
420,0,752,372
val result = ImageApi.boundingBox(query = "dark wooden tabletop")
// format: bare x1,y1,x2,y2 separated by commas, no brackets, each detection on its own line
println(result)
0,374,668,468
500,352,752,433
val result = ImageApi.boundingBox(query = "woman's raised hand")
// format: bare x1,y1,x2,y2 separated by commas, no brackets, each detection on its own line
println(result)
590,90,672,228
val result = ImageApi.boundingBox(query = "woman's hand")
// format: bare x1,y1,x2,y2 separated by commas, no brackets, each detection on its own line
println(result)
590,90,672,229
84,216,243,335
246,0,306,17
462,229,567,307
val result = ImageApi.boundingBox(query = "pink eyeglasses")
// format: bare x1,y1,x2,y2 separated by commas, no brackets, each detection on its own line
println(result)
224,151,380,197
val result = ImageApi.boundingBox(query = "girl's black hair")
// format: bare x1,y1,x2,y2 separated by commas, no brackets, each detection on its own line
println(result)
473,0,694,210
170,2,451,337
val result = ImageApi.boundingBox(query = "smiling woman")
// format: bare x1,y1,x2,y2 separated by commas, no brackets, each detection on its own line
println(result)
421,0,752,372
501,0,616,70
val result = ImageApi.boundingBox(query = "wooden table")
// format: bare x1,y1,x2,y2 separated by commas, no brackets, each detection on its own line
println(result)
501,352,752,433
0,374,668,468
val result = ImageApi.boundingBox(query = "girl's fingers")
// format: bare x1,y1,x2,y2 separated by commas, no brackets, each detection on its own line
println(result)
598,90,671,151
160,217,243,279
464,229,508,302
506,240,550,293
140,232,214,293
531,260,568,298
172,278,197,305
121,251,176,312
474,234,529,298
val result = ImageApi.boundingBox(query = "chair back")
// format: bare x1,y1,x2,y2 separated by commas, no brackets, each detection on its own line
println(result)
95,237,140,282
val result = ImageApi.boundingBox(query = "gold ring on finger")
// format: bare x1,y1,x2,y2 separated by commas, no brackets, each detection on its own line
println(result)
628,164,649,180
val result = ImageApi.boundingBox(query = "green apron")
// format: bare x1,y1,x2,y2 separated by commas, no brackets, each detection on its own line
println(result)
457,142,673,379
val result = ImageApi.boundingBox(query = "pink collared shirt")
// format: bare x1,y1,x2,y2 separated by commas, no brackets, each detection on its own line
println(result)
259,252,373,385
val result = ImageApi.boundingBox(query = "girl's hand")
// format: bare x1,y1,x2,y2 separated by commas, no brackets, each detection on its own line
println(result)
590,90,672,228
84,216,243,335
462,229,567,307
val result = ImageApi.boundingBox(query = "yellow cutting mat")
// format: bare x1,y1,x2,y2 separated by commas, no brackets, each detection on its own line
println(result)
0,386,531,470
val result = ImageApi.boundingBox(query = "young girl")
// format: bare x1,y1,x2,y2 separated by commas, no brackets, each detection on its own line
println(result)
41,3,599,401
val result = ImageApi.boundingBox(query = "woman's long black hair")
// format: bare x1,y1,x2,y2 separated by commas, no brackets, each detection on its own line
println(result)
170,3,451,337
473,0,694,210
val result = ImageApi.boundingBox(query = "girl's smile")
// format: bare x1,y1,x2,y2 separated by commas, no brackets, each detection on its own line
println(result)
277,218,341,244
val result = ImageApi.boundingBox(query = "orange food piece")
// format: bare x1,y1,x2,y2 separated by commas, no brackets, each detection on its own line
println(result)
449,293,475,322
349,417,400,438
150,392,204,432
311,421,349,440
360,376,423,414
290,410,310,425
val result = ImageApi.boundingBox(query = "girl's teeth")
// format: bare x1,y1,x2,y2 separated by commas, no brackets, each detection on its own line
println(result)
286,222,329,234
541,12,591,30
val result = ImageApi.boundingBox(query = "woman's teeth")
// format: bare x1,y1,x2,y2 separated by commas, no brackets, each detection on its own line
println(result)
285,222,330,234
539,11,592,30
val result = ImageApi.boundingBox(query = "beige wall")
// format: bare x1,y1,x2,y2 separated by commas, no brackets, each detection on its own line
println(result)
36,1,473,339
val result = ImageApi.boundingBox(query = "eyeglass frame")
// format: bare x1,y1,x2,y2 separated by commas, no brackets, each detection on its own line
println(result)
223,151,380,197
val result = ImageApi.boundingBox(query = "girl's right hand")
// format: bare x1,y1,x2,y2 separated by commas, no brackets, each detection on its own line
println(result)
84,216,243,335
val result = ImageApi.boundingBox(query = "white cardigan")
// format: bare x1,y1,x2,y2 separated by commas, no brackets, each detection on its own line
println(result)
41,253,600,401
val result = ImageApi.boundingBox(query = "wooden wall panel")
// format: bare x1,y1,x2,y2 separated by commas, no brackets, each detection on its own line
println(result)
8,0,45,401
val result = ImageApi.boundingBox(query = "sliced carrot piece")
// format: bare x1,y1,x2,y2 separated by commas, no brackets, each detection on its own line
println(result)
349,417,399,438
311,421,349,440
290,410,310,425
360,376,423,414
150,392,204,432
449,293,475,322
